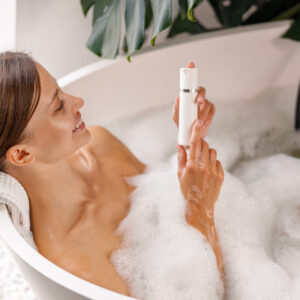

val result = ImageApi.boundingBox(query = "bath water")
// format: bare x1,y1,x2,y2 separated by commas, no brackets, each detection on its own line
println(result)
105,85,300,300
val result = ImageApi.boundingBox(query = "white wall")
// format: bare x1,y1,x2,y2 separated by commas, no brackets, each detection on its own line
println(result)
15,0,99,79
0,0,16,52
2,0,220,79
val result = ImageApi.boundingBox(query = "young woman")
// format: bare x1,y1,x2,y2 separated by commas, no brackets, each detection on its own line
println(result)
0,51,224,297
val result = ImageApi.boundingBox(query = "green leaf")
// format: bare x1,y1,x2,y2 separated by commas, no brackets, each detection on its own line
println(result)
272,3,300,21
145,0,153,29
150,0,172,46
92,0,112,26
86,0,121,59
125,0,145,58
122,36,128,54
81,0,96,16
187,0,203,22
242,0,299,25
167,11,206,38
178,0,187,19
208,0,254,27
178,0,203,20
282,17,300,41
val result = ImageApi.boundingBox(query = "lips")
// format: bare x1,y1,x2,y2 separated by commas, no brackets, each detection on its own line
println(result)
74,113,81,128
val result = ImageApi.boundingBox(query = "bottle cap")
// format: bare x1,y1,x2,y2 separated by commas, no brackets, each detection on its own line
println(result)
180,67,198,90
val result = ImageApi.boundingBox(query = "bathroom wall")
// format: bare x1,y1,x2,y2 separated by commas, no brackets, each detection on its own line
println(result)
2,0,220,79
0,0,16,52
15,0,98,79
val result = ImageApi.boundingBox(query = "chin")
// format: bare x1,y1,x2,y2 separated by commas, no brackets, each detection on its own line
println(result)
81,127,92,146
72,126,92,147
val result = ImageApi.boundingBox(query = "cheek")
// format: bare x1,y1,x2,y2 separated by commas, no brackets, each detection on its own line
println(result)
52,115,74,133
38,119,73,146
36,121,75,162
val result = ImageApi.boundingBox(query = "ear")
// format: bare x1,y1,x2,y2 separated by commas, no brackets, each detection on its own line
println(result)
6,144,35,167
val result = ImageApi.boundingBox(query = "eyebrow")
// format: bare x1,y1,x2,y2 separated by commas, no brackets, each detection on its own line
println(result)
49,88,59,107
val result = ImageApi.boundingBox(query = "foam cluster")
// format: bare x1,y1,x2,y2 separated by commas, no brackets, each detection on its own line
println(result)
111,158,224,299
107,85,300,299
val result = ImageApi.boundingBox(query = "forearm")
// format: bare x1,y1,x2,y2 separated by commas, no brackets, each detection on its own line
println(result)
202,221,224,279
186,209,224,279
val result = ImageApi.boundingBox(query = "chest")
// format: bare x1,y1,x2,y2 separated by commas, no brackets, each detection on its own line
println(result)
35,130,146,295
79,141,142,210
60,143,143,254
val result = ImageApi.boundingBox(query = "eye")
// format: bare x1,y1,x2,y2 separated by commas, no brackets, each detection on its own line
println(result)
56,98,65,112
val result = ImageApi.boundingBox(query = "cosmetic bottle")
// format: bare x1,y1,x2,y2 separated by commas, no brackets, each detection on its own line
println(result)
178,67,198,151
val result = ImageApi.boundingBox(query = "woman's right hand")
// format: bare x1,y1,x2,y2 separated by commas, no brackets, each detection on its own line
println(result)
176,122,225,276
176,120,224,222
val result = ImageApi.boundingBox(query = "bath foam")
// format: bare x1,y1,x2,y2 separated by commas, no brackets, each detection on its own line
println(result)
107,85,300,299
215,153,300,300
110,157,224,300
205,85,300,172
111,152,300,300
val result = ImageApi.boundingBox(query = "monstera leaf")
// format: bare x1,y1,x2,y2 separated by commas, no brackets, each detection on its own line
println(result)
84,0,121,59
168,0,206,37
149,0,172,46
124,0,145,62
282,16,300,41
80,0,300,61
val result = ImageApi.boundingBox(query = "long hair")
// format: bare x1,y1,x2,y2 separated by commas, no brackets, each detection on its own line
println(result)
0,51,41,172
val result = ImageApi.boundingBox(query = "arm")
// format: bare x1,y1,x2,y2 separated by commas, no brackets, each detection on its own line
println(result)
173,62,223,277
177,128,225,278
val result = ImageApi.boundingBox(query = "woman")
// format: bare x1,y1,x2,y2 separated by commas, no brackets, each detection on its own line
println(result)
0,51,224,297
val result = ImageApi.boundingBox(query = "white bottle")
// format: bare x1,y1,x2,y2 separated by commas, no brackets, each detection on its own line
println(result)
178,67,198,149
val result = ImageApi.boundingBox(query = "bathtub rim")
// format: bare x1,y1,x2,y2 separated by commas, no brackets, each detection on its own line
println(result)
0,204,136,300
0,18,296,299
58,19,294,88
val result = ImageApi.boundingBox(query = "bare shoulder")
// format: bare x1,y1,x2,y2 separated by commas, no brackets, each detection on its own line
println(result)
86,125,114,144
85,125,126,156
86,125,147,172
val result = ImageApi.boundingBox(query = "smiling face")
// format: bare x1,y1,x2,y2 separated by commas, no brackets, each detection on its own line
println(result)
6,62,92,167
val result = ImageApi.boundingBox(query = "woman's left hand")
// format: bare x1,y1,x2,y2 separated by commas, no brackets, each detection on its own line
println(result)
172,62,215,140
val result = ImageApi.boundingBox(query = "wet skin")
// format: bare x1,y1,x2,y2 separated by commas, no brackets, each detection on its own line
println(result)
35,125,147,297
5,61,224,296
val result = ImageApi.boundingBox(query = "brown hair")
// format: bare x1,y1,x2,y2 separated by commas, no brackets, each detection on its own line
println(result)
0,51,41,173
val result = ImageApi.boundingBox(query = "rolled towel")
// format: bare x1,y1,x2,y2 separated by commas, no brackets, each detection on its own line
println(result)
0,171,37,251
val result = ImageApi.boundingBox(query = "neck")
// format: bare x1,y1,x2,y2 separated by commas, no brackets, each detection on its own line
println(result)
7,148,97,242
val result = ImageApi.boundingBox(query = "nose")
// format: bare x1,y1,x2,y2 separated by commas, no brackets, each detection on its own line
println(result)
72,95,84,114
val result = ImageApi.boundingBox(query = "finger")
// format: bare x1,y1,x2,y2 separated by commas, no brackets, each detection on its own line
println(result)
202,104,215,127
198,100,211,119
200,140,209,166
197,87,206,99
216,160,224,181
200,105,215,128
209,148,217,175
186,61,195,68
177,144,187,178
188,120,202,161
209,103,215,119
194,86,206,104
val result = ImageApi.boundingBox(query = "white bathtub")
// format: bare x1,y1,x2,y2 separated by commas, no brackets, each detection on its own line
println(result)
0,20,299,300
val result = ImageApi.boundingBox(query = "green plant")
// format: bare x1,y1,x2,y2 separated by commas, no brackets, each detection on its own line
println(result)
80,0,300,62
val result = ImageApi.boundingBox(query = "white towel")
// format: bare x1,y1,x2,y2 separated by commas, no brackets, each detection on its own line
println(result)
0,171,38,251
